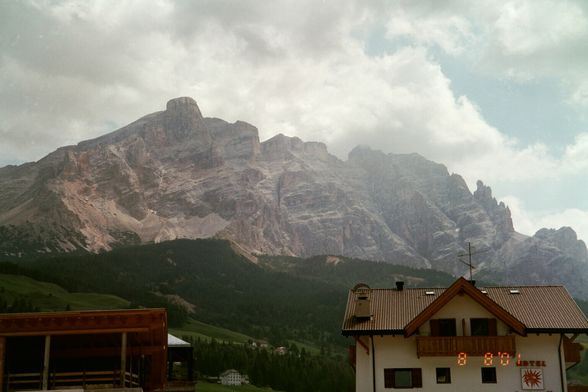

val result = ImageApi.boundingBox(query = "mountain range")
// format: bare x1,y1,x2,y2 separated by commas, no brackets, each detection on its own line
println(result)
1,97,587,297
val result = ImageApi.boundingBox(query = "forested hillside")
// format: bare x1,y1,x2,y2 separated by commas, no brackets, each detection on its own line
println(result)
2,238,588,391
2,238,460,347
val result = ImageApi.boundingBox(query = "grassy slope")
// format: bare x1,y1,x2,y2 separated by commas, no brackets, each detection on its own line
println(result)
0,273,129,311
170,318,255,344
197,381,281,392
170,320,323,356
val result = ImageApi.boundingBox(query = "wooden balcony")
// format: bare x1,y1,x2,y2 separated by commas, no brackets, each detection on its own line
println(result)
416,335,516,357
563,336,583,365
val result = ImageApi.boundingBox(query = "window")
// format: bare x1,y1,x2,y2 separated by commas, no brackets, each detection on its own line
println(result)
384,368,422,388
430,318,456,336
436,368,451,384
471,318,497,336
481,367,497,383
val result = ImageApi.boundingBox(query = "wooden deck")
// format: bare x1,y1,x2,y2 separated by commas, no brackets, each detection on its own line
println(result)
416,335,516,357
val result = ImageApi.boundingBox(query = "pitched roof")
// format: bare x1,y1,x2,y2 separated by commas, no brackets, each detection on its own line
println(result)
341,278,588,336
484,286,588,332
404,278,525,336
220,369,241,377
168,334,191,347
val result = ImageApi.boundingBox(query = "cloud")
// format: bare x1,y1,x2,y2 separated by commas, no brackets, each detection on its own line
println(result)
562,133,588,173
0,0,584,179
491,0,586,56
386,6,473,54
381,0,588,107
0,0,586,241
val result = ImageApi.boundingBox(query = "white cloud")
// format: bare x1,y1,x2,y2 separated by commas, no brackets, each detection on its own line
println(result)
0,0,503,167
492,0,587,56
562,133,588,173
2,0,585,173
381,0,588,107
386,9,473,54
0,0,587,241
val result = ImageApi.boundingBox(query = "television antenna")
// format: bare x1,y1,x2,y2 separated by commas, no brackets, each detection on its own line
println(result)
457,242,483,281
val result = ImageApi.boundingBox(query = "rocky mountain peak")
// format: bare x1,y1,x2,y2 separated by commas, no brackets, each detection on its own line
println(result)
260,134,297,161
165,97,203,119
261,133,330,161
534,226,588,260
206,118,260,161
347,145,382,161
473,180,514,237
473,180,492,202
163,97,208,143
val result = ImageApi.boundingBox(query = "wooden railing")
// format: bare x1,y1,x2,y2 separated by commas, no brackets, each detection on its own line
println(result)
6,372,42,390
6,370,140,391
416,335,516,357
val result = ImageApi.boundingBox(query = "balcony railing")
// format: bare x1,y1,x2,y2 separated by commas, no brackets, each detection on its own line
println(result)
6,370,140,391
416,335,516,357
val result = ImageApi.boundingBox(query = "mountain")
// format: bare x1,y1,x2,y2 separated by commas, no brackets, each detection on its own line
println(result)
1,97,587,297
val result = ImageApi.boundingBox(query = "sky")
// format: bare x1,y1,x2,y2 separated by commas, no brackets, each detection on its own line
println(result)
1,0,587,243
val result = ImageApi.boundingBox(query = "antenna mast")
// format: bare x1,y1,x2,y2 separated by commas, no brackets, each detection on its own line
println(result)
458,242,476,281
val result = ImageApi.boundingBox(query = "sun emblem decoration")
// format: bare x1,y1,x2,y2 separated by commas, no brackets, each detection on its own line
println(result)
521,369,543,390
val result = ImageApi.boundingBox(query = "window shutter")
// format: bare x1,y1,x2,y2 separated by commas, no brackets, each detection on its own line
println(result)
412,368,422,388
430,319,440,336
488,318,497,336
384,369,395,388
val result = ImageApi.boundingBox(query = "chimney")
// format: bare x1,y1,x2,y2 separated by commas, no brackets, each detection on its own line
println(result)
352,283,371,319
396,281,404,291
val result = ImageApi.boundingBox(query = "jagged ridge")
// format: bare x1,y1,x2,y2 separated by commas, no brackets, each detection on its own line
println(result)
1,97,587,298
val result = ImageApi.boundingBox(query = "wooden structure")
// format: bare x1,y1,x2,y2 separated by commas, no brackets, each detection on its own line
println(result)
163,335,195,392
415,335,516,357
0,308,167,392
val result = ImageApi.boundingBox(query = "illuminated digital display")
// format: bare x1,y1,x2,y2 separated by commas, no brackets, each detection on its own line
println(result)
457,352,467,366
456,352,544,367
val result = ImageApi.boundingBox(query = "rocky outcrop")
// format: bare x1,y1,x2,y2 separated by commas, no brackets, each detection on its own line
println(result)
473,180,514,243
1,97,587,298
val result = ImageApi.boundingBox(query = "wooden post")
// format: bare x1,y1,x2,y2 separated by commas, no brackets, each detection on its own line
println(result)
42,335,51,390
0,336,6,392
120,332,127,387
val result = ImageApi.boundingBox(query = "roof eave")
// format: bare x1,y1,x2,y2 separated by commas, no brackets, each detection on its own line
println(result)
526,328,588,334
342,329,404,337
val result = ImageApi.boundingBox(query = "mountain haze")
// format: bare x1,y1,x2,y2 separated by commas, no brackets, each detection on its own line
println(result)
1,97,587,297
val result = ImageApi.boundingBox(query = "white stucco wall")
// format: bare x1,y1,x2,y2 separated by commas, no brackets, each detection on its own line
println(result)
354,295,567,391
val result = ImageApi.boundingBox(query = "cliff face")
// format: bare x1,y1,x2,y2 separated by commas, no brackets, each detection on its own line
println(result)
1,97,587,297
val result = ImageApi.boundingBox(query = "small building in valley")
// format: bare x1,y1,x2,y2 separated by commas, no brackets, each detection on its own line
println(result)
219,369,248,386
342,278,588,391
